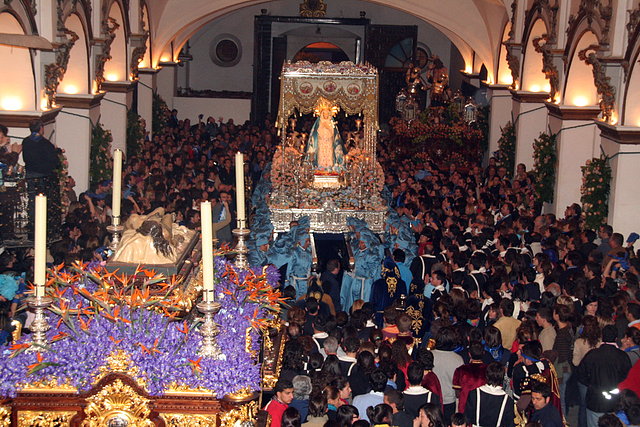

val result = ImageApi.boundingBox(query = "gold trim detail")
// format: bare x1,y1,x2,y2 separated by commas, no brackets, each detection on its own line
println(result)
17,410,76,426
161,413,217,426
164,382,216,397
94,350,146,389
299,0,327,17
19,377,78,393
220,401,258,426
81,379,153,427
0,406,10,427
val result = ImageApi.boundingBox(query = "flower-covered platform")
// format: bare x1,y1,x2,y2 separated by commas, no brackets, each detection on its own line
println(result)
0,258,287,426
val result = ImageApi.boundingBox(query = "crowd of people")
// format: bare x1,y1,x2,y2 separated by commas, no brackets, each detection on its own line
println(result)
1,106,640,427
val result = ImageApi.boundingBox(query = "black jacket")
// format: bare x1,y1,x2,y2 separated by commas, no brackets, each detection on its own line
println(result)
22,133,59,176
578,344,632,412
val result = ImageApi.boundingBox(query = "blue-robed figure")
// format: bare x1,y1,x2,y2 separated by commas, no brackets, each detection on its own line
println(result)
370,257,407,325
306,97,345,172
340,227,384,312
384,209,418,266
287,217,313,299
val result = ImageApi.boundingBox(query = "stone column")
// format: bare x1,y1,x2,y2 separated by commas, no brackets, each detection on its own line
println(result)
55,93,105,194
511,90,549,170
546,103,600,217
597,122,640,238
137,68,158,134
100,81,134,154
156,61,178,110
486,83,513,158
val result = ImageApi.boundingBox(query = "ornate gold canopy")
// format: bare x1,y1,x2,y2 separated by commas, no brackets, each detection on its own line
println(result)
277,60,379,161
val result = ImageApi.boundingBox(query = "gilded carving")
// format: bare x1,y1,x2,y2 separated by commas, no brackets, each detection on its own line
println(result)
164,382,215,397
504,1,520,90
19,378,77,393
0,406,9,427
299,0,327,18
161,413,217,426
17,410,76,426
529,0,558,42
532,34,560,102
81,379,153,427
627,8,640,59
220,400,259,426
504,41,521,89
508,0,517,39
44,27,79,108
628,8,640,38
578,44,616,123
95,17,120,91
262,322,286,390
567,0,613,46
130,31,149,80
92,350,148,392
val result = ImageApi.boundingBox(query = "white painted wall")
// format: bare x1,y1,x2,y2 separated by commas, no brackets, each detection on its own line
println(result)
549,116,598,217
513,98,548,170
138,70,155,133
172,97,251,124
602,137,640,239
101,91,128,153
487,85,513,157
57,105,94,194
156,65,176,109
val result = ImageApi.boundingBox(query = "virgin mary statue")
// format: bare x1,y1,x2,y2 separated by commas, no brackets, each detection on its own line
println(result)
306,98,345,172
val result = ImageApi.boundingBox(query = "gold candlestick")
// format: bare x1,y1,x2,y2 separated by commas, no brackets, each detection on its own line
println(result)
197,300,222,359
233,228,251,270
27,295,53,351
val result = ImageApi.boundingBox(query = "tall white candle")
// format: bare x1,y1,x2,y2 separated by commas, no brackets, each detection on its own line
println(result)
235,152,246,229
200,201,215,303
112,149,123,224
34,194,47,298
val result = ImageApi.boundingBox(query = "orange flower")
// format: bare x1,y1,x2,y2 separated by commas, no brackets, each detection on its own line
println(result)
189,357,203,373
26,353,44,370
162,308,180,320
9,342,31,356
140,268,157,278
109,336,123,345
176,321,189,335
52,332,68,342
78,316,92,331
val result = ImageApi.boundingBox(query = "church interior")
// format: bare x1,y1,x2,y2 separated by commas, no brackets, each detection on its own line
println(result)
1,0,640,426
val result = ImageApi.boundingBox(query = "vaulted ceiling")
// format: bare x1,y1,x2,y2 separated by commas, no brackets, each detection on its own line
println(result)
146,0,510,79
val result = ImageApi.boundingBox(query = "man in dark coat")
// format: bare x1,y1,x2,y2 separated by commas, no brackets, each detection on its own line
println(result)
320,259,342,313
22,119,61,237
530,381,564,427
578,325,632,427
22,119,59,179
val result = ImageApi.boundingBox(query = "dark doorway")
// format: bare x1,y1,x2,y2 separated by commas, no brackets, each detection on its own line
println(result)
293,42,349,63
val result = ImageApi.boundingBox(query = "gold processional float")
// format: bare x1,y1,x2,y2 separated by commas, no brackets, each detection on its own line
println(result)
269,61,386,233
0,60,384,426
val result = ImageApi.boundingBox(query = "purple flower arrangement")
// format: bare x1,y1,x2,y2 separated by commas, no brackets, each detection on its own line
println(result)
0,258,282,398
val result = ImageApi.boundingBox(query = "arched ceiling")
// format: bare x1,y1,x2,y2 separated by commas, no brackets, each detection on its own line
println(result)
147,0,509,79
